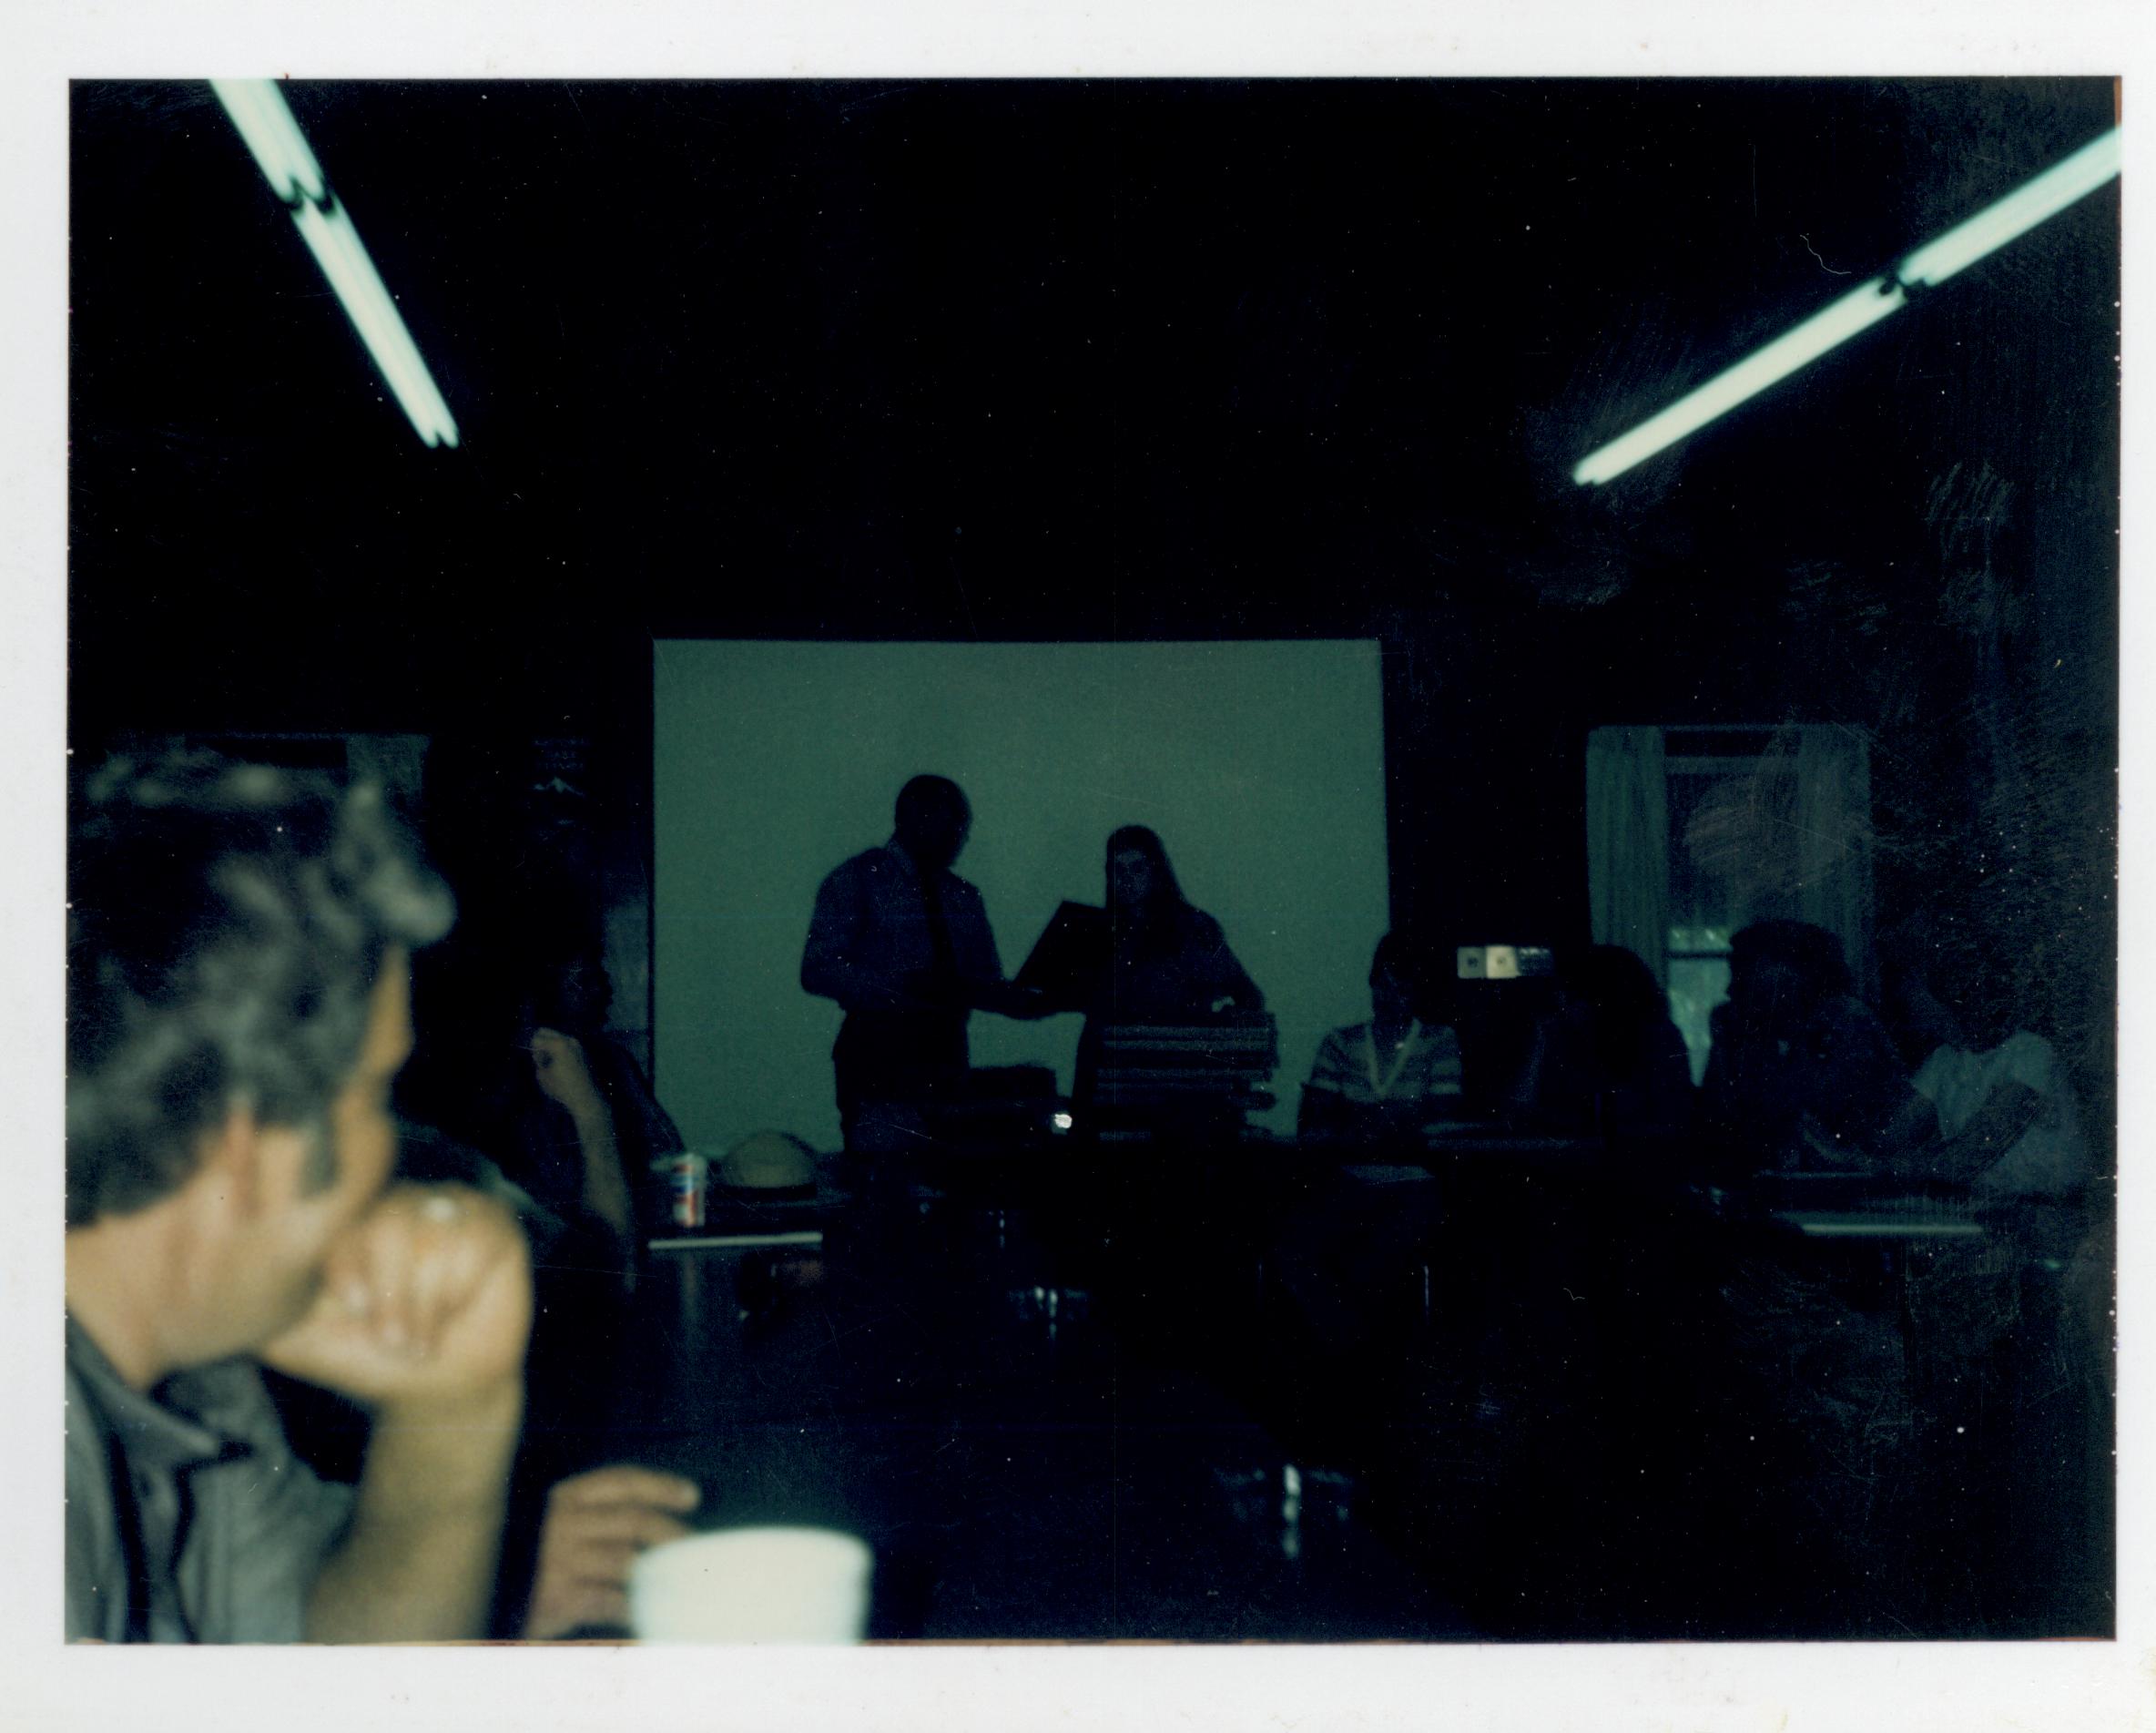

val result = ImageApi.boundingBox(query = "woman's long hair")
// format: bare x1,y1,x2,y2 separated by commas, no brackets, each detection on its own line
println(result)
1105,825,1187,951
1567,944,1674,1076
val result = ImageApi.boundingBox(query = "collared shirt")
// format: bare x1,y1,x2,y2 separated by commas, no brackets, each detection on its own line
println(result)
66,1316,353,1643
803,841,1007,1108
1306,1019,1465,1111
801,840,1004,1015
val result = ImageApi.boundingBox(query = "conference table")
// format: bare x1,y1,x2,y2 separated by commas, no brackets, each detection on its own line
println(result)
570,1149,1459,1641
515,1133,2107,1642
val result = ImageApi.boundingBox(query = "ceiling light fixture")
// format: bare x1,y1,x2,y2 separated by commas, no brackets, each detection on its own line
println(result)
1572,127,2120,486
209,78,461,448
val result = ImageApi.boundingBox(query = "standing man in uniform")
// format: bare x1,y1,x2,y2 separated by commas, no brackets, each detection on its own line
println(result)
801,775,1041,1160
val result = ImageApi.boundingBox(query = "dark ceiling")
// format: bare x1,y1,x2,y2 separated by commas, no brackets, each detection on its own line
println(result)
67,77,2118,735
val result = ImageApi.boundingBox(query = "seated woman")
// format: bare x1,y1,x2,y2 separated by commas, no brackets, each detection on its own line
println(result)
1073,825,1267,1137
1300,933,1469,1149
1507,944,1694,1142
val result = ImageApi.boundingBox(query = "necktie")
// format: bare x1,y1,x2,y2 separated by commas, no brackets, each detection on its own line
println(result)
920,868,957,985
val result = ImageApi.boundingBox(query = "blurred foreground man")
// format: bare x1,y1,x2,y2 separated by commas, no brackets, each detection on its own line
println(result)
65,755,690,1641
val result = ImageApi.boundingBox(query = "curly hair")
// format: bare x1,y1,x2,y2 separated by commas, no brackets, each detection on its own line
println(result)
66,752,454,1227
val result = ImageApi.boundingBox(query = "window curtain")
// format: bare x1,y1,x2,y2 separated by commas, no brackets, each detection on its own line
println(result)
1793,725,1876,999
1585,726,1671,987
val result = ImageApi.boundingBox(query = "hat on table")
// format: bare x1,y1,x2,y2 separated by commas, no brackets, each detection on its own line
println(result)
717,1130,818,1196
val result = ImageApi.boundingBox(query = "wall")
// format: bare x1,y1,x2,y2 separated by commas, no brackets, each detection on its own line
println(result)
653,638,1389,1153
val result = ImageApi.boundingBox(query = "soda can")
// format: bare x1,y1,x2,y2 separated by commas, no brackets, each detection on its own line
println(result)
668,1153,707,1229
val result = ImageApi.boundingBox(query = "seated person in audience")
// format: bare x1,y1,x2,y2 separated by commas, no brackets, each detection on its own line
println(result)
1074,825,1266,1127
506,939,686,1252
1507,944,1694,1141
1300,933,1469,1147
1701,919,1934,1172
406,952,702,1630
1881,933,2091,1198
402,935,684,1267
65,752,697,1642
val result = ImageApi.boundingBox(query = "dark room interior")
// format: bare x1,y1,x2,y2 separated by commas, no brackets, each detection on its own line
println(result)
64,76,2118,1646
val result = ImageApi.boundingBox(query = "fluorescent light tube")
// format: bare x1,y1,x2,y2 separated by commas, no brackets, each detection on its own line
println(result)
208,76,325,202
292,199,459,445
1573,128,2119,485
1572,278,1906,485
210,79,460,448
1898,127,2123,288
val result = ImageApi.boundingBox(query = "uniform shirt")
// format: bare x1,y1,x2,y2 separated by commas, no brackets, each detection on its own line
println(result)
801,841,1004,1014
66,1316,352,1642
802,841,1006,1107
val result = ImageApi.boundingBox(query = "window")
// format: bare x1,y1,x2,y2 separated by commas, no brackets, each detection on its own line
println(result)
1588,724,1874,1086
1665,741,1800,1083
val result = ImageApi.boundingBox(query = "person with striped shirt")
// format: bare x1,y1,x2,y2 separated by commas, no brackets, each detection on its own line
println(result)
1299,933,1468,1148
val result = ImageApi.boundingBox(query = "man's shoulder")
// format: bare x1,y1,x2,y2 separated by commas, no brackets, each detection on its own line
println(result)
64,1349,120,1642
820,846,898,889
64,1336,116,1471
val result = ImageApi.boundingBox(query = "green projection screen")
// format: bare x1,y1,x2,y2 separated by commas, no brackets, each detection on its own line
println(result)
654,639,1390,1154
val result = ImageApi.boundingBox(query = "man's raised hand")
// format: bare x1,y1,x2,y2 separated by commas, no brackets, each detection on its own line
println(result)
260,1184,533,1409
